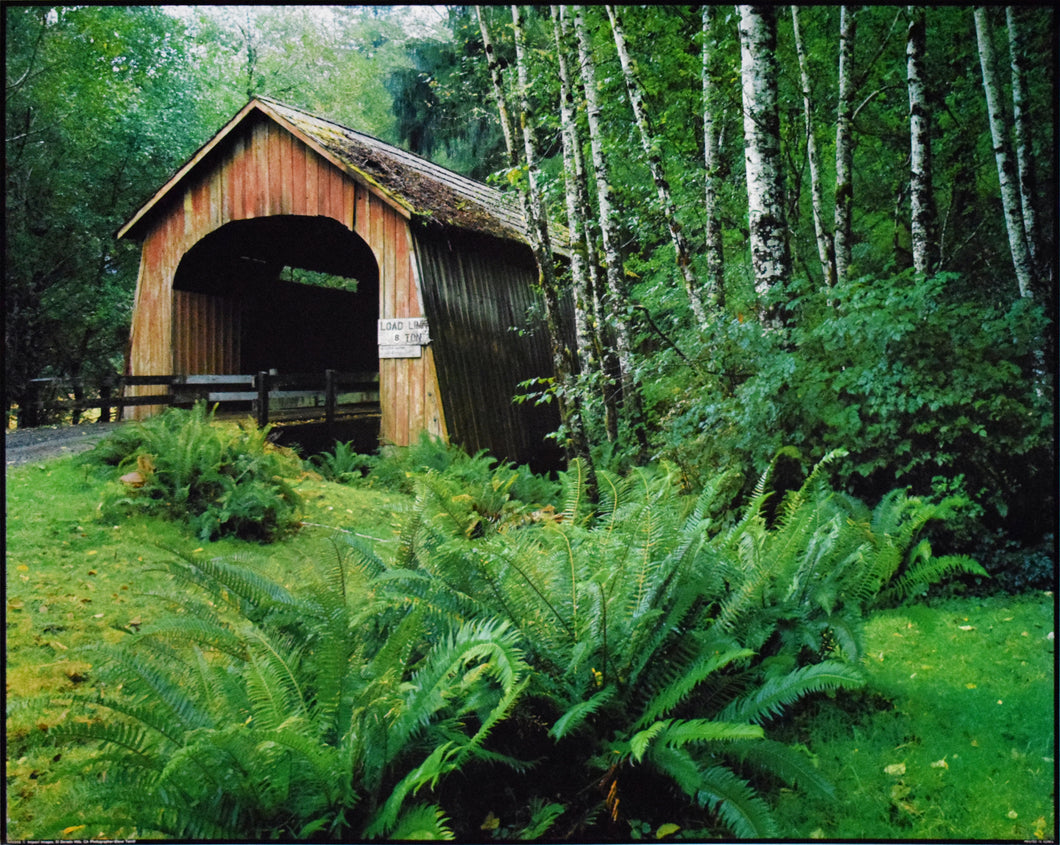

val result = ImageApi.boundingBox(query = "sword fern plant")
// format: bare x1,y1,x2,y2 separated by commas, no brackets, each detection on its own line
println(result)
351,450,984,837
41,546,530,841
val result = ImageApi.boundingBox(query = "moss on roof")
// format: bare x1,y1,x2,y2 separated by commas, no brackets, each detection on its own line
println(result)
260,98,531,243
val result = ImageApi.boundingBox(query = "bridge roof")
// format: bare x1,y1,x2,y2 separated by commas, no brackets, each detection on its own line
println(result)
118,97,545,247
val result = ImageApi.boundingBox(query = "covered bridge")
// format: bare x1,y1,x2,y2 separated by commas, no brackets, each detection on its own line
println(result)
117,96,565,468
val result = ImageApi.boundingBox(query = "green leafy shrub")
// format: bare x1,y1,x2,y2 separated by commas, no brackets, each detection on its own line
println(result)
82,403,303,541
363,431,560,510
308,438,371,482
656,271,1053,554
347,452,984,837
37,548,531,841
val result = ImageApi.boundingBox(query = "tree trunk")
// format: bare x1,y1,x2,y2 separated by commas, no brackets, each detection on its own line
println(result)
834,5,857,284
791,5,837,288
906,5,938,275
476,5,593,469
701,4,726,308
1005,7,1043,285
738,5,790,319
552,4,618,442
973,6,1035,299
475,7,517,167
573,4,647,450
606,5,708,328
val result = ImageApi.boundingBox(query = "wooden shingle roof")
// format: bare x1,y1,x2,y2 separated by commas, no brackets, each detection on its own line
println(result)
117,97,537,245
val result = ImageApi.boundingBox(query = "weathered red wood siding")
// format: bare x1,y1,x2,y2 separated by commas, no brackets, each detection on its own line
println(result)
125,112,446,445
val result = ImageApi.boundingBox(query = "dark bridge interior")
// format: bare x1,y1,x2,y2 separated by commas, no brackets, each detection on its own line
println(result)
173,215,380,374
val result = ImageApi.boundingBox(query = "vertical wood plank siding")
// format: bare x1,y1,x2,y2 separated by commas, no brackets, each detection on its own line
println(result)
125,111,445,444
413,227,562,468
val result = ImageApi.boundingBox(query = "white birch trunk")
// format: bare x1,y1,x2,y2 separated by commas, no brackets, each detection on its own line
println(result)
606,5,708,327
906,6,938,275
973,6,1035,299
477,5,590,464
792,5,837,288
702,4,725,308
1005,7,1041,279
833,5,857,284
552,5,618,442
738,5,790,314
573,4,646,444
475,7,517,168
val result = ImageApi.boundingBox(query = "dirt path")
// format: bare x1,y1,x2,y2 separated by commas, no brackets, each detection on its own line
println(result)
5,422,124,468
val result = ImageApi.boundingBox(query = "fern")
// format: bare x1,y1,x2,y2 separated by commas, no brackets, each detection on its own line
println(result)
388,802,456,840
695,763,780,838
719,661,865,725
881,552,988,603
628,719,764,763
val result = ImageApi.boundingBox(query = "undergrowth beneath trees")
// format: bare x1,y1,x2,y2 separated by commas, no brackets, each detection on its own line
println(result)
7,419,1052,841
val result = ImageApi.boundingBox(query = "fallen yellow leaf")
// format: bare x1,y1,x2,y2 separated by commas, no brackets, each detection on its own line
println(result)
884,762,906,776
655,823,681,839
62,825,86,836
930,758,948,769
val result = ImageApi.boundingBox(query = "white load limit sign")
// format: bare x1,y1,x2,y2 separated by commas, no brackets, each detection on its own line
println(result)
378,317,430,358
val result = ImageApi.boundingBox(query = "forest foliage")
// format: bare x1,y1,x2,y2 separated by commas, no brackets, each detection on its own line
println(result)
4,5,1055,574
17,426,990,840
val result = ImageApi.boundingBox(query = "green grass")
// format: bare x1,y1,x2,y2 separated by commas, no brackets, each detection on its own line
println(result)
5,452,1056,841
5,454,408,841
771,594,1056,841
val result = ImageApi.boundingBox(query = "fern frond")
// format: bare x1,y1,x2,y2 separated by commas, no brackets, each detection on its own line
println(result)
94,646,212,733
389,802,455,840
549,685,616,740
244,629,308,728
880,553,988,603
630,719,764,763
643,746,779,838
635,647,755,730
728,738,836,800
695,763,779,838
516,798,566,840
363,741,458,838
719,661,864,725
50,719,167,764
560,457,590,523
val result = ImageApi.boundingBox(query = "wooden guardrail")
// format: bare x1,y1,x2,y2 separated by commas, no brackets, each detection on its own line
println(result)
21,370,379,429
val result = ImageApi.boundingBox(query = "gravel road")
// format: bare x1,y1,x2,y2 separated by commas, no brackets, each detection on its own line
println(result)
5,422,124,468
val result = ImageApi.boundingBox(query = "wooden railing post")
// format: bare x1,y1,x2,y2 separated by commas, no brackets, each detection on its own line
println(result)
115,375,126,421
256,371,270,428
325,368,337,440
99,380,112,423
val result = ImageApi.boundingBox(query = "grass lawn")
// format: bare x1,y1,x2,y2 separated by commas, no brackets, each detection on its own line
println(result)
772,593,1056,841
6,453,1056,841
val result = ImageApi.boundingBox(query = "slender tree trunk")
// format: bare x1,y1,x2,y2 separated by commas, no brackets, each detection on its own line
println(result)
791,5,837,288
1005,7,1043,284
573,4,647,450
476,6,593,469
701,4,725,309
906,5,938,275
552,4,618,442
738,5,790,319
973,6,1035,299
476,7,517,167
834,5,857,284
606,5,708,328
